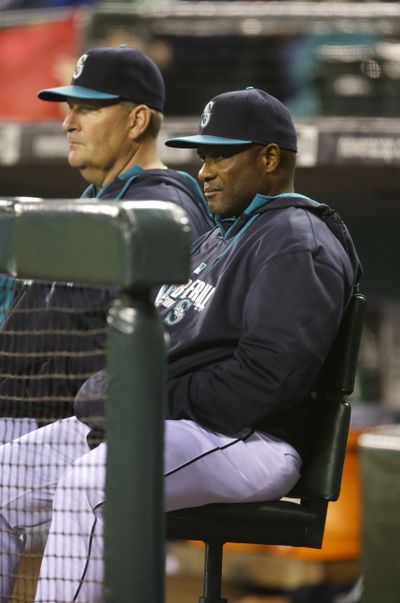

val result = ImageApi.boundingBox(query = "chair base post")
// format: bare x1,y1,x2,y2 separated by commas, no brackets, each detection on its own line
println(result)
198,540,228,603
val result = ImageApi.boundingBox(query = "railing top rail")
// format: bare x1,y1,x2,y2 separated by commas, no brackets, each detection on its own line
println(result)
0,198,190,288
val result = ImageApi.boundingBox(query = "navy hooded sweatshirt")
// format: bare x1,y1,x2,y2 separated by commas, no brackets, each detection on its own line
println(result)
155,193,362,455
82,164,214,241
0,166,213,423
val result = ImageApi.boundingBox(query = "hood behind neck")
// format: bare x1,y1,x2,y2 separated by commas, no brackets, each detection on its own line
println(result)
220,192,363,286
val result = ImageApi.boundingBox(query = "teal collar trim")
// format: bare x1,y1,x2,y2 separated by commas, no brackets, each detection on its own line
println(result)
215,215,235,236
80,184,96,198
243,193,274,215
81,164,145,199
214,191,311,237
96,164,144,198
119,164,145,181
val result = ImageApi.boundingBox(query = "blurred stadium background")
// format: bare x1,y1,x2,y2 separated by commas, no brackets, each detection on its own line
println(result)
2,1,400,602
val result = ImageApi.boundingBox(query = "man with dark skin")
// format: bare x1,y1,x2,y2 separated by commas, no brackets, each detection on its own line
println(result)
197,143,296,216
1,87,361,602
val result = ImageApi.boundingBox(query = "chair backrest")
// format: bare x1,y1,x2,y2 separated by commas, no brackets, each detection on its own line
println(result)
289,292,367,502
316,292,367,396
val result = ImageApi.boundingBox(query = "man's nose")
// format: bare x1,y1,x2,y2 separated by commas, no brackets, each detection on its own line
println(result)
198,159,214,182
62,108,77,132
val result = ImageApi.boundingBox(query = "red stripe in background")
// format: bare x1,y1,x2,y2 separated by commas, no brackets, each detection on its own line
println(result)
0,12,82,121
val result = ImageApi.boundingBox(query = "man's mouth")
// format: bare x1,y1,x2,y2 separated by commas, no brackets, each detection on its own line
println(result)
203,187,221,198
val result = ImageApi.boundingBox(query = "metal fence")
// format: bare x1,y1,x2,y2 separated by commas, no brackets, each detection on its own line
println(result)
0,197,190,602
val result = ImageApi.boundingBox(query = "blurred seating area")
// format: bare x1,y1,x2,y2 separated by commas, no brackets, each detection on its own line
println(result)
0,0,95,8
2,2,400,119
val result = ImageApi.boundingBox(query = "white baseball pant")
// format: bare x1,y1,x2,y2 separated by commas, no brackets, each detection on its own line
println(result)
0,418,38,444
0,416,301,603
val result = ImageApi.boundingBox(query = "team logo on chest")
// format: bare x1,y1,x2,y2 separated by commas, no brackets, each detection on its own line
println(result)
164,299,193,326
155,276,216,325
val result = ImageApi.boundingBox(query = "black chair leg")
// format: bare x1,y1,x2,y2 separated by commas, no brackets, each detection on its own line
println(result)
199,540,228,603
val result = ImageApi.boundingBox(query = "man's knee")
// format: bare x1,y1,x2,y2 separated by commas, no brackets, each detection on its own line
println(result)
53,446,106,510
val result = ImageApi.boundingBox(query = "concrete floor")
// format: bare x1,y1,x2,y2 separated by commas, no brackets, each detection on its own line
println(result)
165,542,359,603
11,557,288,603
11,541,359,603
12,559,289,603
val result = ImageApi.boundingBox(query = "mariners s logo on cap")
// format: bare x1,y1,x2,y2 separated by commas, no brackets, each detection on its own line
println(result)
37,46,166,113
73,54,88,80
200,101,214,128
165,88,298,151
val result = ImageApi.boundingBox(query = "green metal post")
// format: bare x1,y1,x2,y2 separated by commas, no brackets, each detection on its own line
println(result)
5,198,190,602
105,292,167,603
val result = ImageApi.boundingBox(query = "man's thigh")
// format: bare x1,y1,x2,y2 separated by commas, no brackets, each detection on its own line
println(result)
164,419,301,512
0,418,38,444
59,419,301,515
0,416,90,529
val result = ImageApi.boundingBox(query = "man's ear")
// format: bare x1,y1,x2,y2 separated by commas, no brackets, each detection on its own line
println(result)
262,143,281,172
128,104,151,139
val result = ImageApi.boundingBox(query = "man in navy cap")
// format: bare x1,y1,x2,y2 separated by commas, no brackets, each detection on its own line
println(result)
0,45,213,439
0,87,362,602
0,45,213,600
37,45,212,233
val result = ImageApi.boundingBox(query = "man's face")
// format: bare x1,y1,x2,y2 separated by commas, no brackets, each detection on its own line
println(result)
62,98,133,188
197,145,268,217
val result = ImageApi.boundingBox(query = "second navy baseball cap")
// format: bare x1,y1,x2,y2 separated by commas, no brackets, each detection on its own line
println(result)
165,87,297,152
37,46,165,112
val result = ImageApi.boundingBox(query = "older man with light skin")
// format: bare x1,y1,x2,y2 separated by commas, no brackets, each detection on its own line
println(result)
0,45,213,602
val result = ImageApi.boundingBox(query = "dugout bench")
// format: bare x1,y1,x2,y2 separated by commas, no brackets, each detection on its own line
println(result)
167,291,366,603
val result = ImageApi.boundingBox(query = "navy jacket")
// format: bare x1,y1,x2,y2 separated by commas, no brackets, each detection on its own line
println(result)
0,282,110,422
156,193,362,454
0,167,213,422
82,164,214,241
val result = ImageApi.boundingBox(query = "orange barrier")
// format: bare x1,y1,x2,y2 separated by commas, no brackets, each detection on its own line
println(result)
269,428,366,561
191,428,368,561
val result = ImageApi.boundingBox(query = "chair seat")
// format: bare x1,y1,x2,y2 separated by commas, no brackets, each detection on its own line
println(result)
168,499,319,546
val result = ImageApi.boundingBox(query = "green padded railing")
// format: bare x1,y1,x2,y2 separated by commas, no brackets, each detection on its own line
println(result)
0,197,191,603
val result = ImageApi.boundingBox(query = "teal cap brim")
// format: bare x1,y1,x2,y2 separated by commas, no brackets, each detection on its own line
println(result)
165,134,253,148
37,85,120,102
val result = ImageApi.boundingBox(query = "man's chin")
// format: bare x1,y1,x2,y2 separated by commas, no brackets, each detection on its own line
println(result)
67,152,85,170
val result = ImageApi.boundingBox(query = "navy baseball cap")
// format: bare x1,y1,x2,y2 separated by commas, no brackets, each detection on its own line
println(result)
37,46,165,112
165,87,297,152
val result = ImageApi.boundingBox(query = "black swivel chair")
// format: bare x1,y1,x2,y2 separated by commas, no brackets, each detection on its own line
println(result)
167,292,366,603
